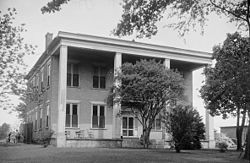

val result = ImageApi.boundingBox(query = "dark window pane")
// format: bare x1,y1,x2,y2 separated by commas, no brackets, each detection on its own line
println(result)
66,115,70,127
72,115,78,127
129,117,133,129
92,116,98,128
99,116,105,128
47,76,50,87
35,120,37,130
73,74,79,86
128,130,133,136
46,116,49,127
100,76,105,89
122,117,127,129
156,119,161,130
72,105,78,115
93,105,98,116
66,104,70,114
40,118,42,128
123,130,127,136
152,121,155,130
100,106,104,116
67,73,71,86
93,76,99,88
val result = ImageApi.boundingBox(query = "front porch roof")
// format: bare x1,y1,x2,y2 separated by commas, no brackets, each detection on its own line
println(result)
26,31,212,79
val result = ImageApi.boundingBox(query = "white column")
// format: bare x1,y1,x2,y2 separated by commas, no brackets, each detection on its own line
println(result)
112,52,122,139
162,58,170,141
164,58,170,69
206,110,215,148
56,45,67,147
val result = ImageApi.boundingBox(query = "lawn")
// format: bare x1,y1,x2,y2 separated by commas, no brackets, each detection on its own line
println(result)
0,143,248,163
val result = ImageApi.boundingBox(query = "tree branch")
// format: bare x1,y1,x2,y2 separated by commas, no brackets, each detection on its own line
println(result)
209,0,247,22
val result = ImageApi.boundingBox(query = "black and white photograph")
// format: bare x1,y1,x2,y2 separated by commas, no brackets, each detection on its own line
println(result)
0,0,250,162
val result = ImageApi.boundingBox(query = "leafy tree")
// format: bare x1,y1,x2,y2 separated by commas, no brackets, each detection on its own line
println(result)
165,105,205,152
0,123,11,140
200,32,250,159
110,59,184,148
113,0,250,38
0,8,36,111
41,0,250,37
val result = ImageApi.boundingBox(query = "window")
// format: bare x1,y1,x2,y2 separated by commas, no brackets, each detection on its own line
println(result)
152,115,162,131
93,66,106,89
36,74,39,90
65,103,78,128
46,105,49,128
40,67,44,91
122,117,134,137
35,111,38,131
40,108,43,129
92,104,105,128
47,63,51,87
67,64,79,87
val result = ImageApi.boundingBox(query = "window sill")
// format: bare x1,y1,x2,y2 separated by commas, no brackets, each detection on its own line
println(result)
65,127,80,130
151,129,162,132
91,88,109,91
67,86,80,89
90,128,107,130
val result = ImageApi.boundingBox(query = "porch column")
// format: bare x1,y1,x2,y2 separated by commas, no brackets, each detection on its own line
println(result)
206,110,215,148
112,52,122,139
162,58,170,140
56,45,68,147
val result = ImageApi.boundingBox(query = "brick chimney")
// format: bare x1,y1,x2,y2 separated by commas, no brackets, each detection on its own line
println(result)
45,32,53,49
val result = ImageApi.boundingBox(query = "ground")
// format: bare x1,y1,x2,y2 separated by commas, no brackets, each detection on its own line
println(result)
0,143,248,163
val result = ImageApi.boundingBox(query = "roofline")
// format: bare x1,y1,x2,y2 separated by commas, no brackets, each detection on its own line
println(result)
25,31,212,80
58,31,211,58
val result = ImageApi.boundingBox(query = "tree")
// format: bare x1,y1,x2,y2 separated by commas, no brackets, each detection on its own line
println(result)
113,0,250,38
200,32,250,159
40,0,250,37
0,8,36,111
165,105,205,152
0,123,11,140
110,59,184,148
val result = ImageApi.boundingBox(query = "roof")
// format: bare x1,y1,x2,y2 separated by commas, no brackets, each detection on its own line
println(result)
25,31,212,80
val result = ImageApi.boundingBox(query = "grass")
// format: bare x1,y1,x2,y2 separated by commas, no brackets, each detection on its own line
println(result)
0,143,249,163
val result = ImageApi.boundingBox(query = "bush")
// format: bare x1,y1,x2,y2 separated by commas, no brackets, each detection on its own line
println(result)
165,104,205,152
218,141,228,152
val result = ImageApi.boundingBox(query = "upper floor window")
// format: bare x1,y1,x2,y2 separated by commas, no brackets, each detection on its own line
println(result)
93,66,106,89
46,104,49,128
67,64,79,87
40,67,44,91
92,104,105,128
66,103,79,128
47,63,51,87
40,108,43,129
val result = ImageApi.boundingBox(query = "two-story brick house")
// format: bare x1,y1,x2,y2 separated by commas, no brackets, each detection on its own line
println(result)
24,31,213,148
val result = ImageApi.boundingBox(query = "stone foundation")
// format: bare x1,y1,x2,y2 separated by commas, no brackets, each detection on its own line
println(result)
66,138,122,148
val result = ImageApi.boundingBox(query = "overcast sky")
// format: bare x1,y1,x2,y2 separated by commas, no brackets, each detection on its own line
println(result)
0,0,240,130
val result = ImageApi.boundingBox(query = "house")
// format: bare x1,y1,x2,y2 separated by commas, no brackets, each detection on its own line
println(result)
24,31,213,148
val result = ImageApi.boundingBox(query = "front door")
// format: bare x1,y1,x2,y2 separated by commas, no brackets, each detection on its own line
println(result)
122,117,134,137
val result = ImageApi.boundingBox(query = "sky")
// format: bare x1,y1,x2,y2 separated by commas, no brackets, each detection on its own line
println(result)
0,0,241,131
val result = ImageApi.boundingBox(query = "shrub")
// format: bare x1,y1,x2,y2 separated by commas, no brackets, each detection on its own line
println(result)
218,141,228,152
165,104,205,152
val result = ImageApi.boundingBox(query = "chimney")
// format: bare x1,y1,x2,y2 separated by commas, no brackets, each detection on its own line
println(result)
45,32,53,49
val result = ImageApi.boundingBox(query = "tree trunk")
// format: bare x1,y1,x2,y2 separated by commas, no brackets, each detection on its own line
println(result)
236,108,241,150
142,128,151,148
237,109,247,150
243,110,250,160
